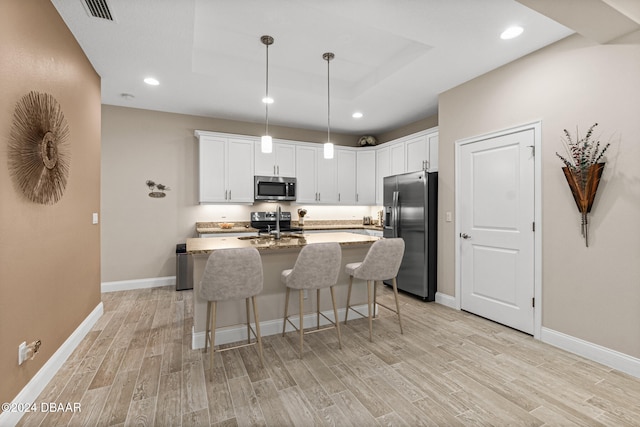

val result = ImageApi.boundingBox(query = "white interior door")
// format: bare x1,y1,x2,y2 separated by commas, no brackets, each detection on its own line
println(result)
458,128,535,334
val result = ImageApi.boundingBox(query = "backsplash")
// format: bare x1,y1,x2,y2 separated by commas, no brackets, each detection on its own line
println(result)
196,202,382,222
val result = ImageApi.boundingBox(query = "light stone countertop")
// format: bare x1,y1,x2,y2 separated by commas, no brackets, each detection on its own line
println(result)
186,231,381,254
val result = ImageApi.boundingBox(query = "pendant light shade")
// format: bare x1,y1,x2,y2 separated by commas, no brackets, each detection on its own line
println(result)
261,35,274,153
324,141,334,159
261,135,272,153
323,52,335,159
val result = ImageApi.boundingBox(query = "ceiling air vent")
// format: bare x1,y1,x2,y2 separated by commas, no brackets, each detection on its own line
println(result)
82,0,114,21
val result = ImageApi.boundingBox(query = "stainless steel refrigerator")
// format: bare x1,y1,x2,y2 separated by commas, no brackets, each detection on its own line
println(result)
383,171,437,301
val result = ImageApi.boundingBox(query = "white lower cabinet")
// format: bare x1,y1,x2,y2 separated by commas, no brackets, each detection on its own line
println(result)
196,132,254,204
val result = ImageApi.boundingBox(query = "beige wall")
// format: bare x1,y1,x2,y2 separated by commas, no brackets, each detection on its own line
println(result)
377,114,439,144
438,33,640,358
0,0,101,405
101,106,380,282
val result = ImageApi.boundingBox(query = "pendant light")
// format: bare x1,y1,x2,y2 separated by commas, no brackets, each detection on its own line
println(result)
323,52,335,159
261,35,274,153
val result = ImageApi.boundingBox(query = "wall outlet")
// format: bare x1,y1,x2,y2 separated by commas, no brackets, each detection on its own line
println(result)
18,341,27,365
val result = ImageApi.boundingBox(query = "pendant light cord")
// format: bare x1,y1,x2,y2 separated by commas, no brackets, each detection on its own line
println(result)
265,41,269,135
261,35,274,138
323,52,334,144
327,55,330,144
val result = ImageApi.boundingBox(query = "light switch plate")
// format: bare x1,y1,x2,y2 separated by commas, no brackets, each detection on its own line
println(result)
445,211,452,222
92,213,99,224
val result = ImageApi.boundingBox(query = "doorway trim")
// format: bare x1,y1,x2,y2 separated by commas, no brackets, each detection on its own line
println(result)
454,121,542,339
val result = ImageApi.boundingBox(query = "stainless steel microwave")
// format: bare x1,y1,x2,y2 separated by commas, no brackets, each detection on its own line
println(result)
254,176,297,201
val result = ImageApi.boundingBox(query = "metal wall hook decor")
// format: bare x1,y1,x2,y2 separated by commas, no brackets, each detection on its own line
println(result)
8,91,70,205
146,180,170,198
556,123,611,247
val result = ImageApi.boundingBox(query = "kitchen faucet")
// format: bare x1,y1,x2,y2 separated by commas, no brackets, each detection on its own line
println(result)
270,205,282,240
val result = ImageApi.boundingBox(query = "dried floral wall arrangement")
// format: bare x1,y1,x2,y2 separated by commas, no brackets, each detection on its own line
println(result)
146,180,170,198
556,123,610,247
8,91,70,205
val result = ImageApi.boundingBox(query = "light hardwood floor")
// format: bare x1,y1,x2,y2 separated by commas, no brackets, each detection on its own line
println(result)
18,285,640,426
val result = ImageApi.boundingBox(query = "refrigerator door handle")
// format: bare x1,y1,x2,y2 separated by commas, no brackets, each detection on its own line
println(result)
392,190,399,238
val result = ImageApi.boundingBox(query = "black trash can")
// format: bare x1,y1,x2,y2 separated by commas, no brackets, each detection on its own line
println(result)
176,243,193,291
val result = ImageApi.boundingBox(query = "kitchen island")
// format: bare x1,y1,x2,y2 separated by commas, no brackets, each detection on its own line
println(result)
186,232,381,349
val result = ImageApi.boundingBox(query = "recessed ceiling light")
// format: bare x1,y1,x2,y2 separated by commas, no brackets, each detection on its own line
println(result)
500,26,524,40
262,97,274,104
352,112,363,119
144,77,159,86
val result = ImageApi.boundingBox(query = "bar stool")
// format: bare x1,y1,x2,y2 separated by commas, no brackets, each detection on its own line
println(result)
344,238,405,341
281,242,342,358
199,247,264,379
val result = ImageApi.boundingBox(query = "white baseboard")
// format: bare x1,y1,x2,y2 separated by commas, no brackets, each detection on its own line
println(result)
101,276,176,293
435,292,457,309
192,303,371,350
540,327,640,379
0,302,104,427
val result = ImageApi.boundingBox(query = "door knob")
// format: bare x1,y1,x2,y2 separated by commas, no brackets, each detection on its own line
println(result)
460,233,471,239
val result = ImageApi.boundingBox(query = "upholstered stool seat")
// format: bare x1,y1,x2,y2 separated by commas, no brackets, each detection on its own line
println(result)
344,238,405,341
281,242,342,358
199,247,264,379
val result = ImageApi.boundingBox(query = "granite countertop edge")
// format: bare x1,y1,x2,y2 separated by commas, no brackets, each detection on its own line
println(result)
186,232,380,254
196,222,383,234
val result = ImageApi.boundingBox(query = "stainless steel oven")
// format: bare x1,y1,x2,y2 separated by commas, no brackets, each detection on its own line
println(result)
254,175,296,201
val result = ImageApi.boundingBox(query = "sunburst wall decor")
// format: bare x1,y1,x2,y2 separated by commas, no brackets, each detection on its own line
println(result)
8,91,70,205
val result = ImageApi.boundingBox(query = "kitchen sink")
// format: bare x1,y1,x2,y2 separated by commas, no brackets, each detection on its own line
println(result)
237,233,304,241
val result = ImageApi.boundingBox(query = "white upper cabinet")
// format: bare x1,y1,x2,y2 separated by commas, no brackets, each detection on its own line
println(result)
336,149,357,204
254,141,296,177
390,142,406,175
196,131,255,204
296,144,338,204
196,128,438,207
356,150,376,205
376,146,390,205
295,145,317,203
428,132,439,172
405,131,439,172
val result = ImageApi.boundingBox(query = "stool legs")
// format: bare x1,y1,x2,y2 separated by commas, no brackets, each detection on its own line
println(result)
391,277,403,334
205,301,212,353
207,301,217,377
282,288,290,336
282,287,342,358
299,290,304,358
205,297,263,380
344,276,403,340
367,280,374,342
344,275,353,324
246,298,251,344
330,286,342,349
252,296,264,367
316,289,321,331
